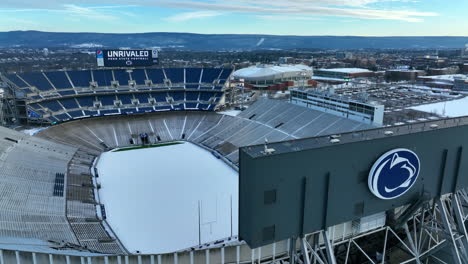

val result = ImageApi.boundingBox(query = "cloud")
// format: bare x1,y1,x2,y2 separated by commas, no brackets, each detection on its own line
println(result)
130,0,437,22
256,15,322,21
62,4,118,21
0,0,437,23
164,11,223,22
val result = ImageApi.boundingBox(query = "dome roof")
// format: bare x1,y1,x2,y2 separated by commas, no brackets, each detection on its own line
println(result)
233,64,312,82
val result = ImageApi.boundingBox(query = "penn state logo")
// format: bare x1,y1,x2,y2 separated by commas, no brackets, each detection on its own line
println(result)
368,148,420,200
126,60,133,66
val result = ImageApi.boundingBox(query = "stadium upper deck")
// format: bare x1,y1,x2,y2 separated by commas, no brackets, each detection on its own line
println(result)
0,68,232,123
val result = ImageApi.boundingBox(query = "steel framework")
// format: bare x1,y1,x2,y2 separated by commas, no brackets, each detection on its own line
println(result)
295,190,468,264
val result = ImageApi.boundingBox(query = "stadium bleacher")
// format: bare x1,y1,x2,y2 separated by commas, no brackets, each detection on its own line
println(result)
67,70,92,88
38,98,374,168
44,71,73,89
0,68,232,123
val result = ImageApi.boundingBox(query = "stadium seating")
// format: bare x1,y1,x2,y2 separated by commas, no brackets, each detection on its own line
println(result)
146,69,165,84
18,72,54,91
39,98,373,168
113,69,130,86
164,68,184,84
93,70,114,87
68,70,93,88
45,71,73,89
131,69,148,85
186,68,202,83
1,68,232,123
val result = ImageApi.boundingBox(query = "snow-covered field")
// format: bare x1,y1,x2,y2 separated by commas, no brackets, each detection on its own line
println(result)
410,96,468,117
96,142,238,254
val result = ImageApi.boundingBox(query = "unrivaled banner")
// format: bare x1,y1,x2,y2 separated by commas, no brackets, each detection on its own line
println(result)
96,49,159,67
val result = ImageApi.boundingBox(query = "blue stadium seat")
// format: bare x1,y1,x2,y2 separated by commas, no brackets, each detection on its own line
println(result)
219,68,233,80
76,96,95,107
121,108,138,114
199,92,215,101
131,69,148,85
146,69,165,84
59,98,79,110
170,91,185,101
58,90,76,96
4,74,28,88
28,103,43,111
186,68,202,83
164,68,184,83
18,72,54,91
53,113,70,121
118,94,134,105
186,92,199,101
186,84,200,89
138,107,154,112
93,70,114,87
83,110,98,116
198,104,209,110
155,106,171,111
153,93,167,103
201,68,222,83
100,109,119,115
68,110,84,118
113,70,130,86
134,93,150,104
207,104,216,111
40,100,63,112
45,71,72,89
97,95,116,106
185,103,198,109
172,104,185,110
67,71,92,88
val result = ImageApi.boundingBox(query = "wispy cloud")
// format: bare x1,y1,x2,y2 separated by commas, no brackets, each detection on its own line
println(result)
164,11,223,22
256,15,322,21
0,0,437,23
62,4,118,21
130,0,437,22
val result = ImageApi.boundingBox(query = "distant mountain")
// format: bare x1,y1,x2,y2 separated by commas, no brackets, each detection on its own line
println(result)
0,31,467,50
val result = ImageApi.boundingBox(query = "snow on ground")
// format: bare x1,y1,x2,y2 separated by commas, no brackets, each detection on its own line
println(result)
410,96,468,117
96,142,238,254
21,127,48,136
219,110,242,117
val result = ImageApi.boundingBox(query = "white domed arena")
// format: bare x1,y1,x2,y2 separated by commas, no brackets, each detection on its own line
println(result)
232,64,314,90
0,67,380,263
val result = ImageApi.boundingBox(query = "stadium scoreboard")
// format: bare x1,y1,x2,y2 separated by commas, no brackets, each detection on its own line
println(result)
96,49,158,67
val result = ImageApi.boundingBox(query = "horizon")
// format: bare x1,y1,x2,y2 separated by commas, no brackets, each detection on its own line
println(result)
3,30,468,38
1,0,467,36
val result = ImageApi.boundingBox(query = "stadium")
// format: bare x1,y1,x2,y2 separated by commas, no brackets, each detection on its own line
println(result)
0,52,468,264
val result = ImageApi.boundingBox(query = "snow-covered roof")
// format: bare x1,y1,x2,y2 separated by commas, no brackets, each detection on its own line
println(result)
312,76,346,82
419,74,467,82
233,64,312,81
316,68,372,74
386,69,424,73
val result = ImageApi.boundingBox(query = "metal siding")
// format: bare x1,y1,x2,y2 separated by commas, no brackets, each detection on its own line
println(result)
239,125,468,248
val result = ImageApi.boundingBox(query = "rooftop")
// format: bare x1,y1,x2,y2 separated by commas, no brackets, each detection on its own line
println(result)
242,116,468,158
419,74,467,81
317,68,372,74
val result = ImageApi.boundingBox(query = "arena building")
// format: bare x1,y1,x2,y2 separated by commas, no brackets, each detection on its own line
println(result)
313,68,375,84
232,64,315,91
417,74,468,89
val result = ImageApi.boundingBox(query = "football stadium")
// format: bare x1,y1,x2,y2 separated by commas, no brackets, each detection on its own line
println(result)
0,50,468,264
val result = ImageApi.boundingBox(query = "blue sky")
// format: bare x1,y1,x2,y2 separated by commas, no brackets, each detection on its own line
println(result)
0,0,466,36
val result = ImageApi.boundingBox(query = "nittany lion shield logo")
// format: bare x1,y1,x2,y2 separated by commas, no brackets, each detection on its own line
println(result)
368,148,420,200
